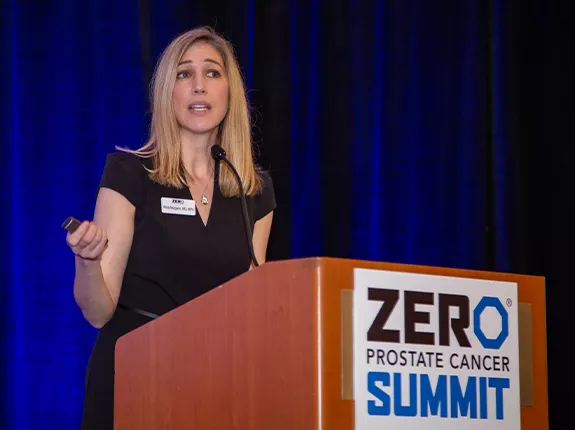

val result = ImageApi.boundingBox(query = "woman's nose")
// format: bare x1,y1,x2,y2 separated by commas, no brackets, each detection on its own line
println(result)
192,76,206,94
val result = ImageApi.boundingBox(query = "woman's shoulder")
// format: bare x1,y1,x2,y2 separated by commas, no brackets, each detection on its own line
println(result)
256,169,274,190
104,151,150,172
250,169,276,221
99,151,152,207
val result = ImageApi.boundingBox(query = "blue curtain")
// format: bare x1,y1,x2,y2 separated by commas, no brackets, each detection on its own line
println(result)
1,1,150,428
2,0,571,429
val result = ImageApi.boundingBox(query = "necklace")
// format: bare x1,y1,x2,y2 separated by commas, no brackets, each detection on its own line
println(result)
199,166,214,206
186,163,215,206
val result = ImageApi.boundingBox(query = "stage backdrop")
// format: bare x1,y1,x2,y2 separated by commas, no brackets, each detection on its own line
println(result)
1,0,573,429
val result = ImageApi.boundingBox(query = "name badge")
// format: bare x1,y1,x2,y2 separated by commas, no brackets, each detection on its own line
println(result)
161,197,196,216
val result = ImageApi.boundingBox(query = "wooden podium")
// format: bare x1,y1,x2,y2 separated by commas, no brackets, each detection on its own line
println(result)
114,257,548,430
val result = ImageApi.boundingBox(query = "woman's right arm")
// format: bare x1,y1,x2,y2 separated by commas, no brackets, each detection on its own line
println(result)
67,187,135,328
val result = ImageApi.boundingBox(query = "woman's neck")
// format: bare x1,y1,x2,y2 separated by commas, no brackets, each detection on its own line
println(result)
180,128,218,179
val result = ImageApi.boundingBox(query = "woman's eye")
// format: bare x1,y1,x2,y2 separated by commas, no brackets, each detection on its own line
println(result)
206,70,221,78
176,71,190,79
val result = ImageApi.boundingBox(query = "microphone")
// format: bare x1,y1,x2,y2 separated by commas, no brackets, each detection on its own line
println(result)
211,145,259,268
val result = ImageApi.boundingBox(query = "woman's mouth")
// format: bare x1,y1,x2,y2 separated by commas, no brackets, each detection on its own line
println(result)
188,102,211,112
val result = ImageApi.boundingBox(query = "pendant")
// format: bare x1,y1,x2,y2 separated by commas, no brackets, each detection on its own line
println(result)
201,195,209,205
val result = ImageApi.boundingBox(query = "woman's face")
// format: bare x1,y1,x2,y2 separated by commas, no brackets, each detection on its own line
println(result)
172,42,229,137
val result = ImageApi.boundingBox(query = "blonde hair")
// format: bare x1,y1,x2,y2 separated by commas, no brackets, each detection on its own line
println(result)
119,26,262,197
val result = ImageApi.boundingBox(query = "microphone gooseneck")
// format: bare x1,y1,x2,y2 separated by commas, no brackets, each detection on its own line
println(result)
211,145,260,268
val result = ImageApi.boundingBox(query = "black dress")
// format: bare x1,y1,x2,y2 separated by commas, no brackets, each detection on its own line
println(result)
81,152,276,430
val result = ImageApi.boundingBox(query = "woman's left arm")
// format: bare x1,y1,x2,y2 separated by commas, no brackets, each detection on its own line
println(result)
252,211,274,267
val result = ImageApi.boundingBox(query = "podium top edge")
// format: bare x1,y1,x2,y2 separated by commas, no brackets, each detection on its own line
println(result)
264,256,545,282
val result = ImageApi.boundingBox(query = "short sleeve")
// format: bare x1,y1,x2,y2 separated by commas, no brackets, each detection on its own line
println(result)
98,152,145,207
253,171,277,221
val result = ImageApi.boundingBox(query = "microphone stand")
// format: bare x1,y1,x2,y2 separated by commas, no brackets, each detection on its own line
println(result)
211,145,260,268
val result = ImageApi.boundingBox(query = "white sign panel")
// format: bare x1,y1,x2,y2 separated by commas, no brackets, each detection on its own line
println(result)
353,269,520,430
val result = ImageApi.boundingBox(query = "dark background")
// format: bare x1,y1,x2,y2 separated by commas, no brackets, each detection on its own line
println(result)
1,0,573,428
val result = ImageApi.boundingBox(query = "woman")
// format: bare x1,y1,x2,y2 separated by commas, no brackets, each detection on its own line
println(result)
65,27,275,430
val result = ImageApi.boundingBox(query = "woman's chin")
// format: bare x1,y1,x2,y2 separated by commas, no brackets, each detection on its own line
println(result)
180,124,219,137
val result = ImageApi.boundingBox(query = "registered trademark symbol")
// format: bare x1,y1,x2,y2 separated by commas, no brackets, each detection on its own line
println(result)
506,298,512,307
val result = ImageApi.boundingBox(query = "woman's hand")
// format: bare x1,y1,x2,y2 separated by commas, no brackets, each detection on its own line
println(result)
66,221,108,261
